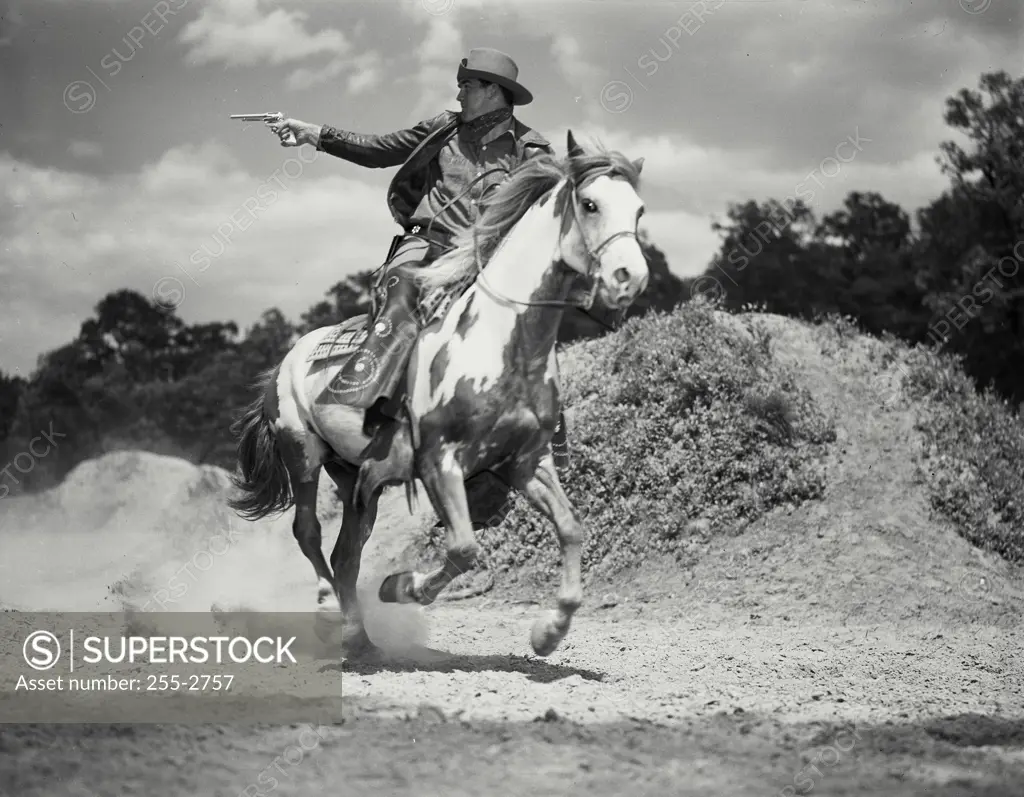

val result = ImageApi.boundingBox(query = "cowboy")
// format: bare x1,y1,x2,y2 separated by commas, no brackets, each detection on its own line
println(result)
270,48,556,439
269,48,624,484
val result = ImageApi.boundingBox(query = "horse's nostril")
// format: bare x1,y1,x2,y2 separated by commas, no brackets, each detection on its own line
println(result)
613,267,630,284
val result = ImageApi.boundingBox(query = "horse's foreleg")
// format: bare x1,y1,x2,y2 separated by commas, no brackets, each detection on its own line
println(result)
379,452,480,606
517,453,584,657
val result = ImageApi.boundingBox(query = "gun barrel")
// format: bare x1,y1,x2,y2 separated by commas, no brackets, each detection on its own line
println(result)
230,113,281,120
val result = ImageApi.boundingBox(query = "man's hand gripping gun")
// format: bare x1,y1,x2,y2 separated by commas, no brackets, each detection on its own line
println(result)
230,112,296,144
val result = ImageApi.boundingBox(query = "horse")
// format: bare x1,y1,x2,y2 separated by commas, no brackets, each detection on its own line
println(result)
228,130,649,659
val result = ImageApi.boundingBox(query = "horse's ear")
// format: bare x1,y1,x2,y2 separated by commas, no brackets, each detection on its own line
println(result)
633,157,645,174
567,129,584,158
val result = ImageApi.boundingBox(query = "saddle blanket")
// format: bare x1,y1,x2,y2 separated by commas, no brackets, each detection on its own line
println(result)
307,315,369,364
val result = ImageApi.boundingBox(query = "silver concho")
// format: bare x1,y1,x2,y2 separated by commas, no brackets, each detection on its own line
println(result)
327,351,382,395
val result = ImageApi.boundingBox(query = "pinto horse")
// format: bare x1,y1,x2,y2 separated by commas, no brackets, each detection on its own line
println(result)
229,130,648,658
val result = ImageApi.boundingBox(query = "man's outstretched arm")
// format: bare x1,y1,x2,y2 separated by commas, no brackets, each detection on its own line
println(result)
317,112,452,167
268,112,451,168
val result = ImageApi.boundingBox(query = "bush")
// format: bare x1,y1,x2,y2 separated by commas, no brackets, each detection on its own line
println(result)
472,300,837,583
904,345,1024,563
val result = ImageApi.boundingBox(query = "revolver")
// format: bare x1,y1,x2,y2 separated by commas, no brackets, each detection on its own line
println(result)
230,112,295,144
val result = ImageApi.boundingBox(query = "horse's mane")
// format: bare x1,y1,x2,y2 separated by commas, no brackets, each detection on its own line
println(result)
405,144,643,294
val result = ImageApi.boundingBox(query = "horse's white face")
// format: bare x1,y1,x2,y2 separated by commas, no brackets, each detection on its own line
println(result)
559,174,649,311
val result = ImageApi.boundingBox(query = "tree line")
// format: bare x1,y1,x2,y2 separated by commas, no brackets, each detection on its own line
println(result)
0,238,685,496
1,71,1020,496
678,70,1024,405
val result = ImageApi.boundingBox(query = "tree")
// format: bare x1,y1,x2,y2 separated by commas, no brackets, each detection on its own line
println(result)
916,70,1024,401
688,198,836,319
77,289,186,383
0,371,26,442
2,341,115,492
3,289,251,484
172,321,240,377
240,308,298,372
299,272,376,335
818,191,911,259
939,71,1024,240
817,192,929,341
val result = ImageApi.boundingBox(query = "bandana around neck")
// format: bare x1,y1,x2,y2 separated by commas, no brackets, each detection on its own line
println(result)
460,107,513,141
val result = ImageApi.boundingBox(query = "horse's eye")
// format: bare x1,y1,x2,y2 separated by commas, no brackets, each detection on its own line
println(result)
582,199,598,213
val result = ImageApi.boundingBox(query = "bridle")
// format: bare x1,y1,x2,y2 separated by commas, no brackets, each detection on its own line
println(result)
410,162,640,313
472,179,640,311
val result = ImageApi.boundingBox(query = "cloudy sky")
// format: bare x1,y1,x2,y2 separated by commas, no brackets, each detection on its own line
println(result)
1,0,1021,377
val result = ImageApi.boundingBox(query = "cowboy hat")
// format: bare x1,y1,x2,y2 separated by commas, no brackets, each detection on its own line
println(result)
457,47,533,105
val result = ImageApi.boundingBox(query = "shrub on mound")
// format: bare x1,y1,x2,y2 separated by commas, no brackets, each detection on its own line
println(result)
469,300,837,583
903,346,1024,563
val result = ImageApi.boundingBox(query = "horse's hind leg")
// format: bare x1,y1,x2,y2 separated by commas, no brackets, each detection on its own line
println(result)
287,468,346,644
273,415,340,643
514,452,584,657
323,461,381,658
379,451,480,606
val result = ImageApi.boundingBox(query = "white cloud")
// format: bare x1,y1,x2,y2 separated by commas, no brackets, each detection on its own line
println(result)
0,143,400,376
410,16,463,118
178,1,385,109
67,141,103,160
348,61,383,95
344,51,384,95
0,1,25,47
641,210,722,279
550,33,593,90
528,122,950,280
284,49,383,92
419,13,461,63
178,0,351,68
559,125,949,221
285,56,349,91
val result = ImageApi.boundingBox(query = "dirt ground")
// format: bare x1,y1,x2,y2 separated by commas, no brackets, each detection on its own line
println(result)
1,313,1022,796
1,598,1021,797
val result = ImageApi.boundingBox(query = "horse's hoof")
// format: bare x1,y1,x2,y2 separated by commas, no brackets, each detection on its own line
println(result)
530,613,565,657
379,571,417,604
342,627,379,661
314,611,346,646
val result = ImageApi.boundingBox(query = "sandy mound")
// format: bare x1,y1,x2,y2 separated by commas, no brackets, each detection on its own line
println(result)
660,312,1024,628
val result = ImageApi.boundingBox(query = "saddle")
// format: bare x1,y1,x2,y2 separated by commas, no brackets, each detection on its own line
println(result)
306,276,475,366
306,314,370,364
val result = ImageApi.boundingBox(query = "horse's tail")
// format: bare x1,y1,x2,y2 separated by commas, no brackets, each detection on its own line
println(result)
228,366,294,522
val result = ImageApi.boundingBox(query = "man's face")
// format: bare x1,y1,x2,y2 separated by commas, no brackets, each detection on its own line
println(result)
456,78,493,119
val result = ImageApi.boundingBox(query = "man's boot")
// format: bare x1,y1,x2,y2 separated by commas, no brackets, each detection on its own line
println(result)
323,270,421,427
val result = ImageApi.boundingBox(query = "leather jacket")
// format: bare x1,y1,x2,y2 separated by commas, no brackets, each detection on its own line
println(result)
317,110,554,231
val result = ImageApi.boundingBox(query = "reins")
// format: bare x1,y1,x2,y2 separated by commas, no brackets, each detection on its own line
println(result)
421,165,513,246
